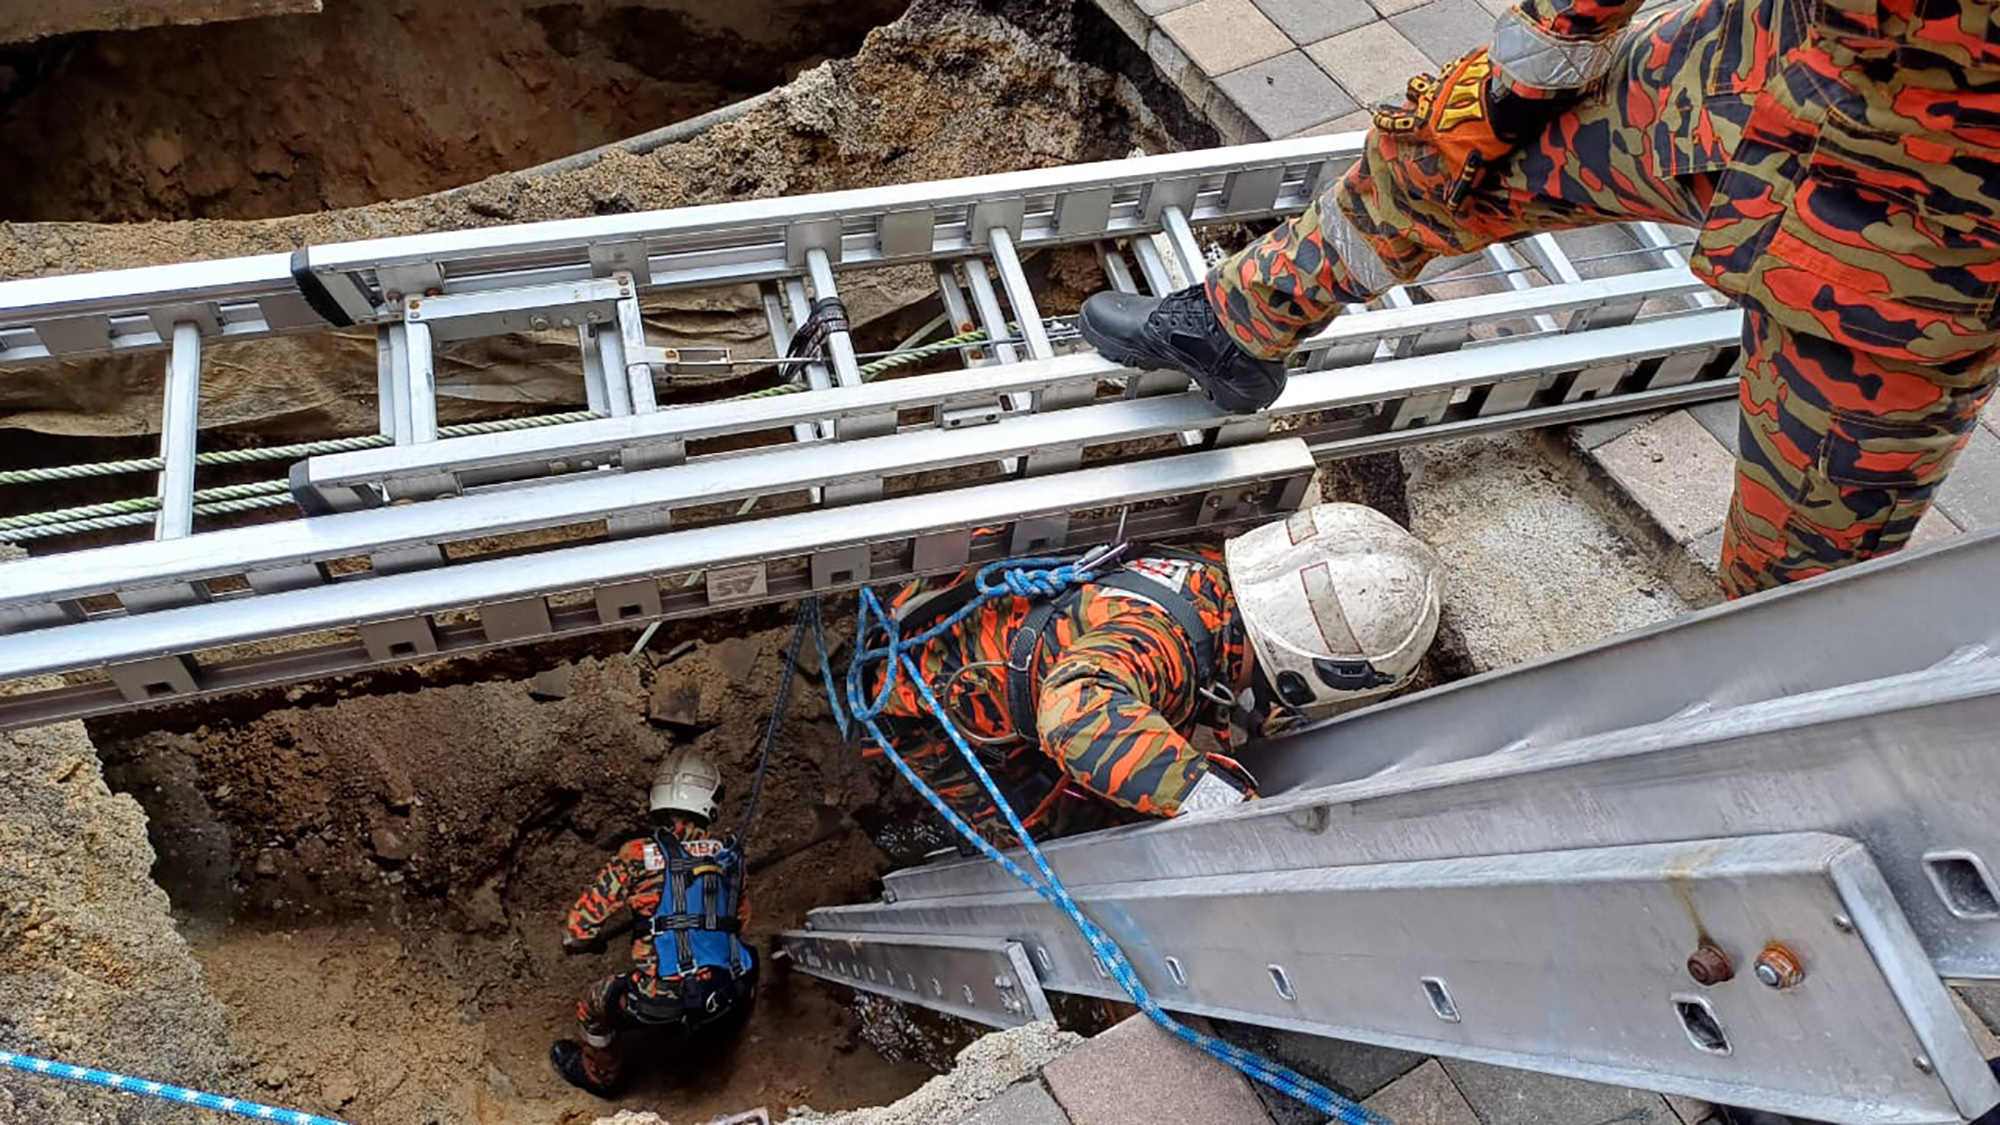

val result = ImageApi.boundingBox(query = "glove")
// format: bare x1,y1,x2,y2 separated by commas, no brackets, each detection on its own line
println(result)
562,934,608,956
1369,48,1538,211
1175,761,1254,817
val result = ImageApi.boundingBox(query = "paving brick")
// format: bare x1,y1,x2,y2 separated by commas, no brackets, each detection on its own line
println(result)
1960,984,2000,1042
1592,409,1739,542
1933,421,2000,531
1093,0,1156,48
1210,1020,1423,1120
1158,0,1293,77
1953,991,2000,1061
1391,0,1497,64
1911,503,1961,547
1369,0,1434,18
1664,1094,1715,1124
1440,1059,1678,1125
1249,0,1375,45
1362,1059,1478,1125
1475,0,1516,16
959,1080,1072,1125
1306,22,1434,107
1043,1017,1274,1125
1146,25,1221,116
1297,107,1375,135
1216,51,1358,139
1570,410,1665,452
1137,0,1202,14
1684,397,1741,455
1689,524,1724,575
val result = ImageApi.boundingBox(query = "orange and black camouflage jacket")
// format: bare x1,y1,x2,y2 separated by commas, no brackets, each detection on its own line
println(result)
874,546,1251,838
563,821,748,992
1508,0,2000,375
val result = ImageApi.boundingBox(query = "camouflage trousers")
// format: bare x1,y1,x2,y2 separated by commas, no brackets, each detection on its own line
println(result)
1208,0,2000,598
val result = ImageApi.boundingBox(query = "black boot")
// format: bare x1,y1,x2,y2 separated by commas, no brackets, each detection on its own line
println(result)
1078,284,1287,414
549,1039,618,1098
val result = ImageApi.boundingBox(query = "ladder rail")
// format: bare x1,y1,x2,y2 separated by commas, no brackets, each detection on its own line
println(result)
0,442,1315,729
0,138,1356,366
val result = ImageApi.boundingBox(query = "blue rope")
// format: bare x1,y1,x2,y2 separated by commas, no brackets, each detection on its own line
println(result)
0,1049,350,1125
817,558,1388,1125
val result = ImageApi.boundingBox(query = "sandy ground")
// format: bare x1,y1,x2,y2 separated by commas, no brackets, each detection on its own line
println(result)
94,625,944,1124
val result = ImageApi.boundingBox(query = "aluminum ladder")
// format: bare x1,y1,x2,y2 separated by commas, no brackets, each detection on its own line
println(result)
786,529,2000,1124
0,135,1738,729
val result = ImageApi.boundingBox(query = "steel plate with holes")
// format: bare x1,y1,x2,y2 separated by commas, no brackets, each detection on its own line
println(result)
781,930,1052,1029
818,835,1999,1124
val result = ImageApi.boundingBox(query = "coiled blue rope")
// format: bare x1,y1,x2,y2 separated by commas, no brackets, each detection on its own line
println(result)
813,557,1388,1125
0,1049,350,1125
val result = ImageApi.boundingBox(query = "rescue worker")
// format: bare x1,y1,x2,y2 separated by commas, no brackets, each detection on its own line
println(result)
1079,0,2000,599
872,503,1442,841
550,749,757,1097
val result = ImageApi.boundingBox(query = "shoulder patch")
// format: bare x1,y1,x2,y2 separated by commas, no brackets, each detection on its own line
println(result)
682,838,725,858
641,842,665,872
1126,556,1197,593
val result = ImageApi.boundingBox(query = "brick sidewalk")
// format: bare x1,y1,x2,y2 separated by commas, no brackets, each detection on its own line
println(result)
1092,0,1504,141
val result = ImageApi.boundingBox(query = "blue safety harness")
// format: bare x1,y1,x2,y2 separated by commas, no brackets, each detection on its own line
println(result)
633,831,753,1021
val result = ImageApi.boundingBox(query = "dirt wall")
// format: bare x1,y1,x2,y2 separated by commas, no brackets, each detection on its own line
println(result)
92,619,942,1123
0,0,908,221
0,0,1210,440
0,0,319,45
0,557,236,1124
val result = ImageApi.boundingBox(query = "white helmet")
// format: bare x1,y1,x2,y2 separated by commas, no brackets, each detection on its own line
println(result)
649,748,723,823
1224,503,1442,720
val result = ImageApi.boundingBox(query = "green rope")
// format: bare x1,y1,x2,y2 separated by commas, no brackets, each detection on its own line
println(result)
0,411,604,486
1,491,295,543
0,480,292,532
1,325,1015,538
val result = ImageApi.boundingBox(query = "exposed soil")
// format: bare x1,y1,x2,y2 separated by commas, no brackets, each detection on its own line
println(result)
0,0,908,222
96,626,941,1123
0,0,1208,440
0,2,1237,1120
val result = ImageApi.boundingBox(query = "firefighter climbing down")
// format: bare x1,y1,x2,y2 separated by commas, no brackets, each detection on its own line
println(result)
868,502,1442,842
1082,0,2000,599
550,748,758,1098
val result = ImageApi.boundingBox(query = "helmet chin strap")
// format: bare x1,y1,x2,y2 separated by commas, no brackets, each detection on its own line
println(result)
1236,664,1309,740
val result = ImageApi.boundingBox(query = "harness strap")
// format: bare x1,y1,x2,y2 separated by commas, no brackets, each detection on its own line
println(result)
656,831,696,974
1003,549,1225,744
636,913,744,937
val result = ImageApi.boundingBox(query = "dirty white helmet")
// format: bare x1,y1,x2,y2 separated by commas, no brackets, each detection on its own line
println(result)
1224,503,1442,719
649,748,723,822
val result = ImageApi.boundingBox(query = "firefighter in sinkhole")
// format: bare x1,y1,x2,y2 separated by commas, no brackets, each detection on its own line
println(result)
551,749,757,1097
1079,0,2000,600
870,502,1444,841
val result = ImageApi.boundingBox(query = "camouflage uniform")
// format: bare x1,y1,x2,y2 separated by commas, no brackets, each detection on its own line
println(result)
874,546,1255,840
1208,0,2000,597
562,819,757,1089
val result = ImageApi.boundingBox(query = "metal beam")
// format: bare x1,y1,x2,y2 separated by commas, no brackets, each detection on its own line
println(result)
781,931,1052,1029
813,835,1999,1124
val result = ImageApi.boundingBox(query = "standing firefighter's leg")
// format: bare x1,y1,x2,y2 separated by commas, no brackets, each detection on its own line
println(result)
551,975,628,1097
1080,50,1537,413
1718,306,1998,597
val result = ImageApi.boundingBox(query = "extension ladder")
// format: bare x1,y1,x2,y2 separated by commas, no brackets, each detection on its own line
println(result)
785,529,2000,1124
0,135,1735,729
